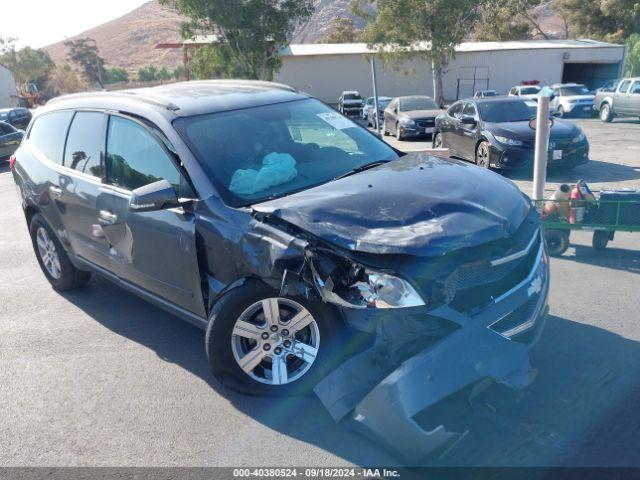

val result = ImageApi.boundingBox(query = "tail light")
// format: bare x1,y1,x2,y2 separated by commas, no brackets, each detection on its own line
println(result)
9,155,17,170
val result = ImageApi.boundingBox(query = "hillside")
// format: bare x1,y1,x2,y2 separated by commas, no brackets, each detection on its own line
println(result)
44,1,185,75
43,0,567,76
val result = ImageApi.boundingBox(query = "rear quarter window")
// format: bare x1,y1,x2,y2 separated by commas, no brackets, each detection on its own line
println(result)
28,111,74,164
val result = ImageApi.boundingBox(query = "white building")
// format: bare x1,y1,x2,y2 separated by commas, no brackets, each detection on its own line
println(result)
0,63,18,108
274,40,626,103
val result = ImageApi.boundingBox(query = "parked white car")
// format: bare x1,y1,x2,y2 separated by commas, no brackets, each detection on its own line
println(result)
549,83,596,118
508,85,541,100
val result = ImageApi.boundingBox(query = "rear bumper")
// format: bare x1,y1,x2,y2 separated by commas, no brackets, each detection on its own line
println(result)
315,237,550,462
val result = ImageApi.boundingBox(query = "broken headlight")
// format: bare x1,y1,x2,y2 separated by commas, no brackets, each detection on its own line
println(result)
355,270,426,308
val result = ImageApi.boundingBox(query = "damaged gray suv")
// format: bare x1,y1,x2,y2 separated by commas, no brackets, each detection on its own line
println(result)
12,80,549,459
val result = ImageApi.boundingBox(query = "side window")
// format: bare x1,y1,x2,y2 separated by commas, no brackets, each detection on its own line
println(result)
28,111,74,164
462,103,477,118
448,102,463,118
64,112,106,178
0,123,14,135
630,82,640,94
618,80,631,93
106,115,180,191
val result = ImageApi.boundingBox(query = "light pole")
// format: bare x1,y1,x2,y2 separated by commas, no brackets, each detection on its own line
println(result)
370,53,381,135
532,95,551,201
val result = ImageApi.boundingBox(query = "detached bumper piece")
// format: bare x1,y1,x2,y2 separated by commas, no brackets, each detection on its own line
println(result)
314,235,549,462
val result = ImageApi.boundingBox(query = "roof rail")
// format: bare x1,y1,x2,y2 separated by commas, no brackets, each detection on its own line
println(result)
47,90,181,111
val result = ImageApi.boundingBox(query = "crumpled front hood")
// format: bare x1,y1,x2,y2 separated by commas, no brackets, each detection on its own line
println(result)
253,153,531,257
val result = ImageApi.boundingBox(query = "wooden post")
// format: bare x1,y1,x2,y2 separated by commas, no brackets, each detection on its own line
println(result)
183,47,190,81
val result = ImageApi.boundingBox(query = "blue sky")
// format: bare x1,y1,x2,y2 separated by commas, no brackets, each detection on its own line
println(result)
1,0,150,48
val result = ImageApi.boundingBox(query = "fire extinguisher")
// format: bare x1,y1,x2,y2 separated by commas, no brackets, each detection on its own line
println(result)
569,183,584,224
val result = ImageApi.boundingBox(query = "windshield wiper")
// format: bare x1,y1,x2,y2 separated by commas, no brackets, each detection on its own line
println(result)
333,160,391,181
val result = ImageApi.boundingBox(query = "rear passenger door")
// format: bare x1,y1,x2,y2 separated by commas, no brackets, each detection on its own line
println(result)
53,111,112,269
98,114,205,317
628,81,640,115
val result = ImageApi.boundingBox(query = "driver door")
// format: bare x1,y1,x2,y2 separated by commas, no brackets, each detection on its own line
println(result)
98,114,205,317
384,99,398,134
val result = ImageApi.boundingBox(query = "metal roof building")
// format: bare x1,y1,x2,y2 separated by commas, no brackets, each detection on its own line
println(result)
0,63,18,108
273,39,626,103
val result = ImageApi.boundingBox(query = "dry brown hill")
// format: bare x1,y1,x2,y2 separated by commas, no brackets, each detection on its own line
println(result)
44,1,185,75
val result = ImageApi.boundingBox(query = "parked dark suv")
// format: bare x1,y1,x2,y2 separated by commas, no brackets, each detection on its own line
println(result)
11,80,548,459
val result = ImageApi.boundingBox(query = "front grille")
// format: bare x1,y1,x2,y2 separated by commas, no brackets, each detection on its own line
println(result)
443,233,541,314
489,290,541,337
416,118,435,128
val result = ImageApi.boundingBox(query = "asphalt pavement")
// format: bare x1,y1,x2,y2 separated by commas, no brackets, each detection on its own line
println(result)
0,117,639,468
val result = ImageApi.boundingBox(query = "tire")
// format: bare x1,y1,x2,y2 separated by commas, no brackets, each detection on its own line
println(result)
395,123,403,141
433,132,443,149
592,231,611,250
600,103,613,123
557,106,565,118
29,213,91,291
475,141,491,168
382,122,389,136
544,229,570,257
206,279,342,396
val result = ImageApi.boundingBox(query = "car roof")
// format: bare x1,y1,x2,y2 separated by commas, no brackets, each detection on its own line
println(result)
43,80,310,119
468,97,533,105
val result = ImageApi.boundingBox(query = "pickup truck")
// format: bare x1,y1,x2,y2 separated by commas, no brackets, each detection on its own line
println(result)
595,77,640,122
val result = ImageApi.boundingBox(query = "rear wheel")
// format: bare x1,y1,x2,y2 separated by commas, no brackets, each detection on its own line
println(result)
592,231,611,250
600,103,613,122
206,280,341,396
544,229,570,257
29,213,91,291
475,141,491,168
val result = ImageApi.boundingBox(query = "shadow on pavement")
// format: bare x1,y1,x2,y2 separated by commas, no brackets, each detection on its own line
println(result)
561,243,640,274
61,279,640,468
504,160,640,184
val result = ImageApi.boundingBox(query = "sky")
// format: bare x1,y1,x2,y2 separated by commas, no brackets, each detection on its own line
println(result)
1,0,150,49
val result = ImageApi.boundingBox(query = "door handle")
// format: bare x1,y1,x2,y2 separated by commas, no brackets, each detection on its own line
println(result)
98,210,118,225
49,186,63,199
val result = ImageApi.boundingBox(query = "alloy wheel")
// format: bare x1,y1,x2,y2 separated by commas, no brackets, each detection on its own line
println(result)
600,105,610,121
36,227,61,279
230,298,320,386
433,133,443,148
476,143,490,168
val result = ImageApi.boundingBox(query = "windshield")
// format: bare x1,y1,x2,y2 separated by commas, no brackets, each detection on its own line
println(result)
400,97,439,111
344,93,361,101
560,85,590,96
479,100,536,122
174,99,399,207
520,87,541,95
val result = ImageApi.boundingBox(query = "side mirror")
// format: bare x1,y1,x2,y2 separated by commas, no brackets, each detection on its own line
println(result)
461,116,477,126
129,179,179,212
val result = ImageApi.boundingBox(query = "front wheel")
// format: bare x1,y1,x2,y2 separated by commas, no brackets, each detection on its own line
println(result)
433,132,443,149
592,231,611,250
475,141,491,168
557,106,565,118
206,280,341,396
395,124,403,141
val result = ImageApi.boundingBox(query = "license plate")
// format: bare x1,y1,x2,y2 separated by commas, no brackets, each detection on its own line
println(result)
552,149,563,160
583,106,591,111
424,127,434,134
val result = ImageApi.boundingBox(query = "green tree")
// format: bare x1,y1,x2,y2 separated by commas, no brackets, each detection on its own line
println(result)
160,0,315,80
65,38,107,88
105,66,129,84
173,65,185,80
474,0,548,41
138,65,159,82
46,64,87,96
323,17,363,43
158,66,171,81
555,0,640,43
354,0,486,106
0,38,54,89
625,33,640,77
